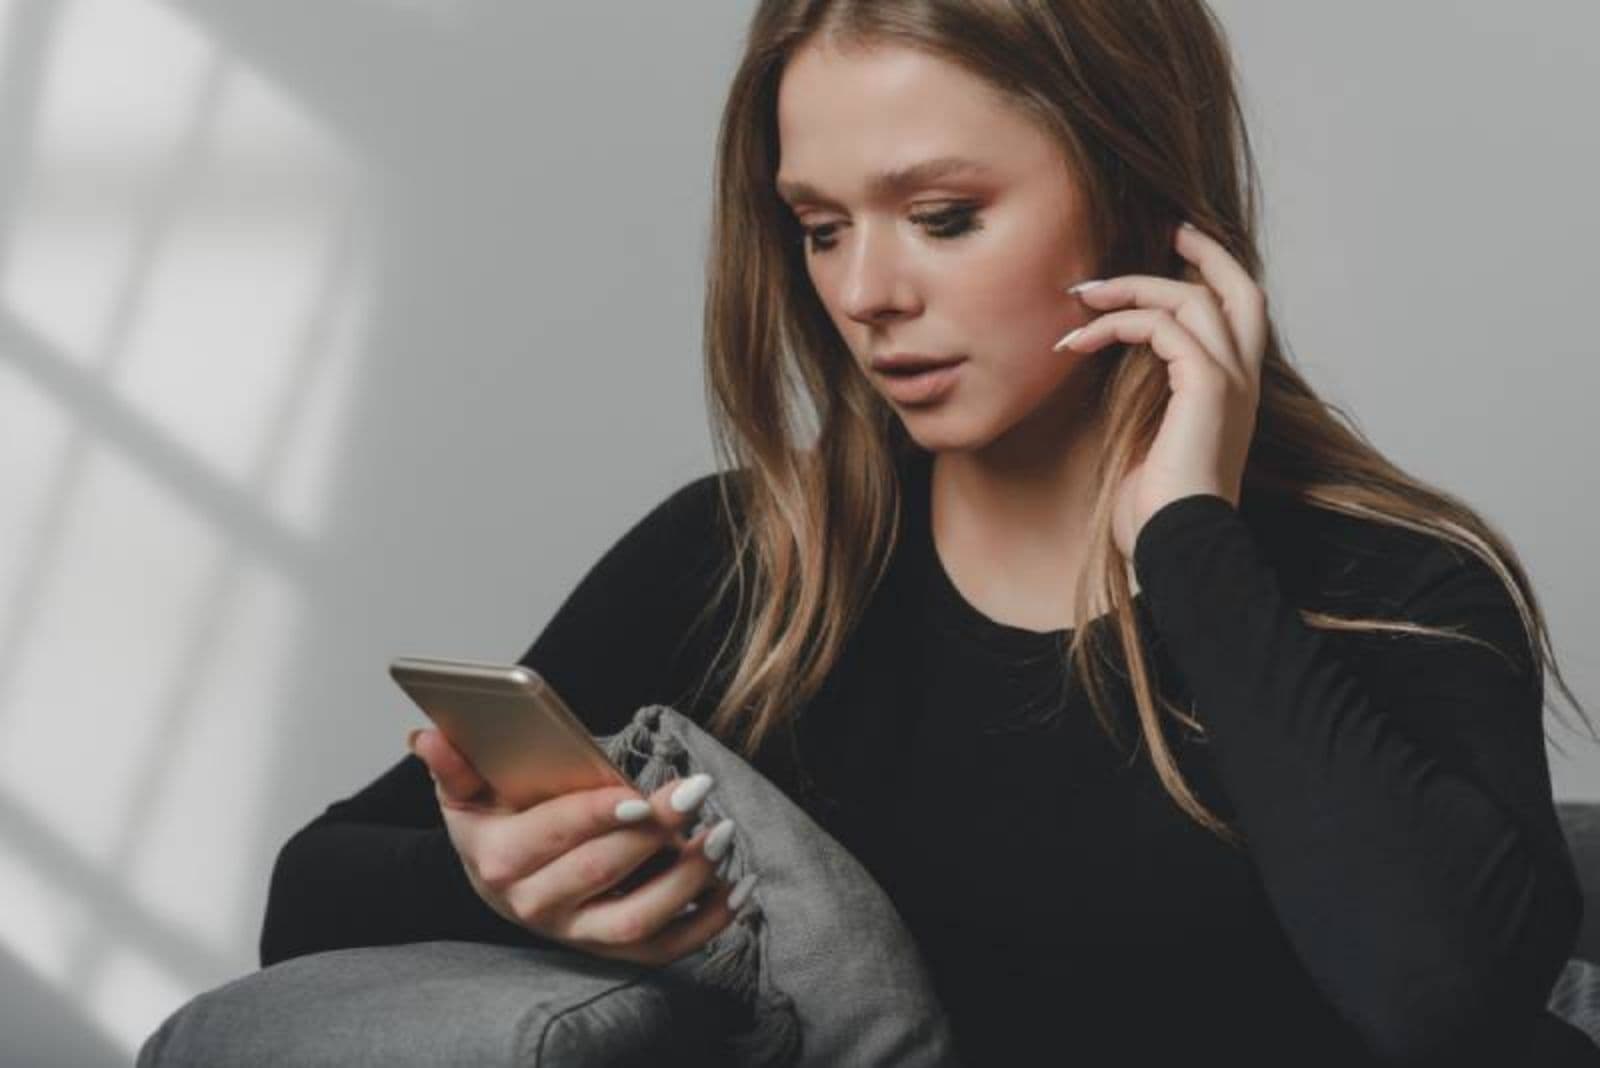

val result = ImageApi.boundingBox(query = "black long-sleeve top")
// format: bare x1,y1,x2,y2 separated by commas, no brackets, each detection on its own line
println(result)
260,447,1590,1065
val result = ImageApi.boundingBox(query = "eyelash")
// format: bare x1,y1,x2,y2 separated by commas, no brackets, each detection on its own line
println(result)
800,205,984,255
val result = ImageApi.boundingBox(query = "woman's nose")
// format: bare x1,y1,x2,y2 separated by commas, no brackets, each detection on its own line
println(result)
839,227,917,323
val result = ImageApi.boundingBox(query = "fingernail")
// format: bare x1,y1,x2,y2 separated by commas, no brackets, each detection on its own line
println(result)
406,728,423,755
669,773,714,813
704,818,736,862
614,798,652,823
728,873,759,911
1065,278,1105,296
1180,220,1197,231
1053,326,1086,352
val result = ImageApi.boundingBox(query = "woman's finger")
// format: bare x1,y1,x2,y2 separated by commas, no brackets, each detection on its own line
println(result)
1172,222,1269,375
588,878,740,967
410,727,493,807
503,817,680,930
473,773,710,914
1057,308,1224,389
1067,273,1241,382
559,821,735,951
470,785,676,895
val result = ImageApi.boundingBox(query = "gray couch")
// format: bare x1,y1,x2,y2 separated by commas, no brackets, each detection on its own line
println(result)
136,802,1600,1066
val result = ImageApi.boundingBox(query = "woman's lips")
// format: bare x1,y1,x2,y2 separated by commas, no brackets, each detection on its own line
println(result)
877,359,966,405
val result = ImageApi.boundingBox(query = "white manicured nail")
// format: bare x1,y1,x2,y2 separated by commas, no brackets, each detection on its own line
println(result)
728,873,759,910
614,798,651,823
703,818,736,862
1066,278,1105,295
1053,326,1086,352
669,773,714,813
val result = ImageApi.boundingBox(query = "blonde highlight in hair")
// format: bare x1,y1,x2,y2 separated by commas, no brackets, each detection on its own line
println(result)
684,0,1595,846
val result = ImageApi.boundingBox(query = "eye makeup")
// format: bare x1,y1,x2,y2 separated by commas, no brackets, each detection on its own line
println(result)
802,204,984,254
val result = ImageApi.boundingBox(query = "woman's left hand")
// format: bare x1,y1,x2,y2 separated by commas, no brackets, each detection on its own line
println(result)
1056,222,1269,559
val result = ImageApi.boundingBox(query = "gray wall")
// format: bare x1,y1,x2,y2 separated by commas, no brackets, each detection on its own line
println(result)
0,1,1593,1062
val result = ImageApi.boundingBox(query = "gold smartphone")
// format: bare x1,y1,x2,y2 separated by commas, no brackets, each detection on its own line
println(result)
390,655,684,897
388,656,636,810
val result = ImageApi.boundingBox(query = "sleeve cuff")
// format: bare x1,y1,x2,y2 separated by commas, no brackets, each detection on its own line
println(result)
1132,493,1239,585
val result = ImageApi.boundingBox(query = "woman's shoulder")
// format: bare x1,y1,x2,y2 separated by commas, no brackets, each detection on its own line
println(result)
631,467,747,540
554,468,749,611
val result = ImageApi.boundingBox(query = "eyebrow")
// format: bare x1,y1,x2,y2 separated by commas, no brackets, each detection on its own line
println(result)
775,155,993,207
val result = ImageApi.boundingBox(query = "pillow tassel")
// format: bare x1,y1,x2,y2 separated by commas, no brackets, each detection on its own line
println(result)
600,707,803,1066
694,910,802,1067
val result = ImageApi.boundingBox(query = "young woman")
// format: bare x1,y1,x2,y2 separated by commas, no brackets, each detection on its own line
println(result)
261,1,1597,1062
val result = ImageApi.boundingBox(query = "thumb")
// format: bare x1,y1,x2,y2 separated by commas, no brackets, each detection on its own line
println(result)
410,727,493,806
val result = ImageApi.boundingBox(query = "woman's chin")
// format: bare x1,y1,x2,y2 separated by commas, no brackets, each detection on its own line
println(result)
899,411,983,453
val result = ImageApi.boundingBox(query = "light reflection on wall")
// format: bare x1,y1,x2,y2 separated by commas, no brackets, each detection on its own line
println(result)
0,0,373,1055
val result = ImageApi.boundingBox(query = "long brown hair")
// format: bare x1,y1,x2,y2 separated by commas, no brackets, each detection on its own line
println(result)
685,0,1594,846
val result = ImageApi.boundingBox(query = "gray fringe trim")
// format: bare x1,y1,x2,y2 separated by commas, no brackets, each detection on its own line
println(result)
599,706,802,1068
696,909,801,1066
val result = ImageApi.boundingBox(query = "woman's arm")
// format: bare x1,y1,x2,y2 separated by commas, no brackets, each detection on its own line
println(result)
258,757,542,966
258,473,740,967
1132,493,1583,1066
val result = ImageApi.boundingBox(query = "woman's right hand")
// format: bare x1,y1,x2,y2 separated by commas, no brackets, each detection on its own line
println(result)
409,727,745,966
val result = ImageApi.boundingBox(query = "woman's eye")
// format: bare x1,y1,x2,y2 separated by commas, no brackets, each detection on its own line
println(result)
803,206,983,255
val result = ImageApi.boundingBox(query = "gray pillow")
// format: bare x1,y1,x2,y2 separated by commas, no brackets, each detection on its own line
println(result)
599,703,966,1068
137,703,965,1067
1548,959,1600,1054
135,938,733,1067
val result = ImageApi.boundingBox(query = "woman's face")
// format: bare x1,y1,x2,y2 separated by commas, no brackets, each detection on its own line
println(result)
775,39,1102,455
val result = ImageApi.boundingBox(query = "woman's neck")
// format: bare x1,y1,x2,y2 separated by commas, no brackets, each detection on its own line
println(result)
929,409,1109,632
